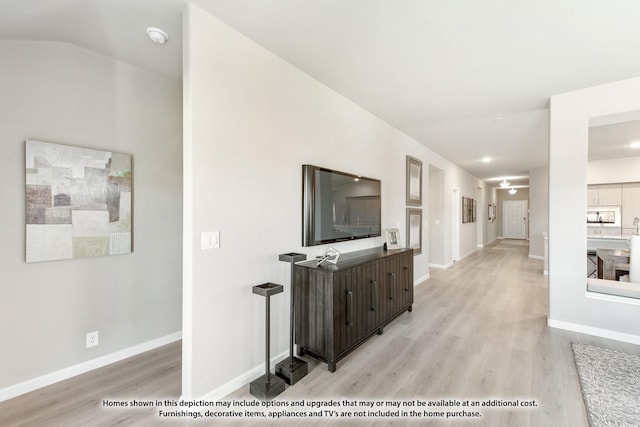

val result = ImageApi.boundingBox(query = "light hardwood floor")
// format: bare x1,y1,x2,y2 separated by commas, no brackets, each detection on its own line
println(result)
2,239,639,426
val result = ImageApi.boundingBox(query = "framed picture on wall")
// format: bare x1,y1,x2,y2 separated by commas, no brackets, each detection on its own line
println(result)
25,139,132,263
472,198,477,222
462,196,476,223
406,208,422,255
406,155,422,206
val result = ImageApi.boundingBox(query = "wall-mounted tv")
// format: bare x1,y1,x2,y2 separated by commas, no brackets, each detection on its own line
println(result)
302,164,381,247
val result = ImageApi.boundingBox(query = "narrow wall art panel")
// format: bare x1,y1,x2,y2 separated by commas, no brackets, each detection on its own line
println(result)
25,140,132,262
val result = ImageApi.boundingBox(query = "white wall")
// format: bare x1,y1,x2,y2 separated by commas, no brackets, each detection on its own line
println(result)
183,4,486,398
428,166,445,266
529,166,549,258
549,76,640,342
0,42,183,393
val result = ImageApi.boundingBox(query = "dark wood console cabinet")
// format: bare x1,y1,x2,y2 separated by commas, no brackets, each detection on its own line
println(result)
293,247,414,372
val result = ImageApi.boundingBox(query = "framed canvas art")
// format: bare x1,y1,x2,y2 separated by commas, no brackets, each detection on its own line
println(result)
26,140,132,262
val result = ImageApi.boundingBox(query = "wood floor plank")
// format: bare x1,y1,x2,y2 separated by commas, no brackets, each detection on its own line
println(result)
2,239,639,426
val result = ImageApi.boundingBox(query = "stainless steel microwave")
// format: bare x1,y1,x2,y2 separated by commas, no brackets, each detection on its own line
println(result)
586,206,621,227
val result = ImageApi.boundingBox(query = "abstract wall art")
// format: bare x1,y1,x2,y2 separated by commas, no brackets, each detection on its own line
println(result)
25,140,132,262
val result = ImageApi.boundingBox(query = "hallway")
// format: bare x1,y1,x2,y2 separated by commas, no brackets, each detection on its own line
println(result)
3,240,640,426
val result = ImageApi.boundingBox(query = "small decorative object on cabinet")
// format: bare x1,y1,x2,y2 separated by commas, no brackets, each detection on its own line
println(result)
250,283,285,400
384,228,402,250
275,253,308,386
294,247,414,372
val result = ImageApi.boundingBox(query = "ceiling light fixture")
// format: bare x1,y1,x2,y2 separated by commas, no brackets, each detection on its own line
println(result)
482,157,491,163
508,188,517,195
631,141,640,149
499,178,510,188
146,27,168,44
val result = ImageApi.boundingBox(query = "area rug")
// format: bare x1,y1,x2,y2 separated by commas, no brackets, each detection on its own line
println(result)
572,342,640,427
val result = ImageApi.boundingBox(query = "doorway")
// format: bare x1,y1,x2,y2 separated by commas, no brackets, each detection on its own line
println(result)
503,200,528,239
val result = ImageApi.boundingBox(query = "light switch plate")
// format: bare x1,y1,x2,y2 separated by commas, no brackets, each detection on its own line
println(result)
202,231,220,250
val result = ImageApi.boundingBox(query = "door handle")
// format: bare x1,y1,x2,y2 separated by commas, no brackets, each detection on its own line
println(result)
346,290,353,326
404,266,409,291
389,272,396,300
370,280,377,312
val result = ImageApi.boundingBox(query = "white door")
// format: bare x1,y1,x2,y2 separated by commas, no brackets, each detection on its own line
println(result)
503,200,527,239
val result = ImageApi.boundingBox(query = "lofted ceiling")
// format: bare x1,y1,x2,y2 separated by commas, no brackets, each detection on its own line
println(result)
3,0,640,187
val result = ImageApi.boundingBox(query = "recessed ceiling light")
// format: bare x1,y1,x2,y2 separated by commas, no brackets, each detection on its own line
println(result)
146,27,168,44
482,157,491,163
631,141,640,149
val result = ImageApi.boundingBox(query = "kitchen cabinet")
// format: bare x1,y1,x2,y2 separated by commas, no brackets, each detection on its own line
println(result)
587,227,623,236
294,247,413,372
588,184,622,206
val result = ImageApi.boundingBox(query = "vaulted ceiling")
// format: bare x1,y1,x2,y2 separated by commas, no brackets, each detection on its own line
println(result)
3,0,640,186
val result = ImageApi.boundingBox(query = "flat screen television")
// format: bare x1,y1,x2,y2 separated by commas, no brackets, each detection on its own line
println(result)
302,164,381,247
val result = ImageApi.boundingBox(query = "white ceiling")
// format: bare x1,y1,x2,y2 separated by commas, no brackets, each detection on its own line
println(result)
3,0,640,187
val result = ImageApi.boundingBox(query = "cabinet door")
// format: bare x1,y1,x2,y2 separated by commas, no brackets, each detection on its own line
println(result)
587,185,598,206
600,227,622,237
335,267,371,356
597,184,622,206
335,270,355,356
586,227,600,236
622,183,640,230
364,260,381,333
398,253,413,310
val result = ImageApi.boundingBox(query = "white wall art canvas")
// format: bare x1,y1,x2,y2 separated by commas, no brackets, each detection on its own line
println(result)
25,140,132,262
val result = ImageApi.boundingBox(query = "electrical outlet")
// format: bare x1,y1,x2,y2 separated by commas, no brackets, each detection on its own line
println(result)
86,331,99,348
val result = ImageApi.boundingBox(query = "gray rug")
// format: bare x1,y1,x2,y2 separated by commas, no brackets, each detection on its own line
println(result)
572,342,640,427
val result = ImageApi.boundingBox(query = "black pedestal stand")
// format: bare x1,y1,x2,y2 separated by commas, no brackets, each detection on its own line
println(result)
275,253,309,385
250,283,285,401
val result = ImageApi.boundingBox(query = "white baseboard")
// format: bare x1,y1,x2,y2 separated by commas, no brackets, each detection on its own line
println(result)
414,274,429,286
460,248,478,261
429,262,453,269
528,254,544,260
547,319,640,346
478,238,498,249
196,350,289,401
0,331,182,402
